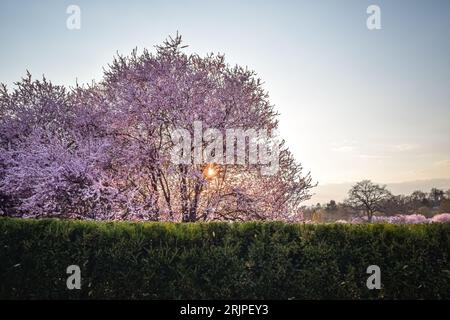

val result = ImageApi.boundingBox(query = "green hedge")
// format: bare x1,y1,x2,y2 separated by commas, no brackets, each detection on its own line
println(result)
0,218,449,299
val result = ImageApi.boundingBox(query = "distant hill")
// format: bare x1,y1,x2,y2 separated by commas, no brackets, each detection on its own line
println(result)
305,178,450,205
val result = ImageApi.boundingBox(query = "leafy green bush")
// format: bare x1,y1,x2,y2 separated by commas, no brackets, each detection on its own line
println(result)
0,218,448,299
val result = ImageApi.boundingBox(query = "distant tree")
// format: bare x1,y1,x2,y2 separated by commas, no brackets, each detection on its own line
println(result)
383,194,413,215
445,189,450,200
411,190,427,201
312,209,325,223
439,199,450,213
325,200,337,212
410,190,430,208
345,180,392,222
430,188,444,207
417,206,433,217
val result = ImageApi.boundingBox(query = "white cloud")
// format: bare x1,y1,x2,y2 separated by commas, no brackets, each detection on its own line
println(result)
394,144,418,152
331,140,356,153
435,160,450,166
358,154,390,159
331,145,355,152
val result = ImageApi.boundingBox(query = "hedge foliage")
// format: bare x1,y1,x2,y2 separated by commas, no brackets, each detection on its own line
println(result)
0,218,449,299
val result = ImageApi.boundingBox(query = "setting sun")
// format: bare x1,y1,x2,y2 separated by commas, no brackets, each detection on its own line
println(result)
204,165,218,179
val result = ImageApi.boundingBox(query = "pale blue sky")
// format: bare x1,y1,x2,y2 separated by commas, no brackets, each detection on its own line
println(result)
1,0,450,186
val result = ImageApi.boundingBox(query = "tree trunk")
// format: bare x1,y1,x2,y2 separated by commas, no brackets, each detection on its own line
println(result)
180,165,190,222
367,211,373,223
189,181,202,222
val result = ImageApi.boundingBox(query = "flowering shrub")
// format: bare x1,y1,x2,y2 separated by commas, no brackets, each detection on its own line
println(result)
404,214,428,224
430,213,450,223
348,213,448,224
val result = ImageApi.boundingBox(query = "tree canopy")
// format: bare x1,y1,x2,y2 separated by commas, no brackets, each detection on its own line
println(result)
0,35,314,222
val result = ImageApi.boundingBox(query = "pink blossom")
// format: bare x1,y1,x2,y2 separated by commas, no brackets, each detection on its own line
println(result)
403,214,428,224
0,35,314,222
430,213,450,223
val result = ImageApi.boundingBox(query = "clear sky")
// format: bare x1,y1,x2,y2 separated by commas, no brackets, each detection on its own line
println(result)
1,0,450,188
